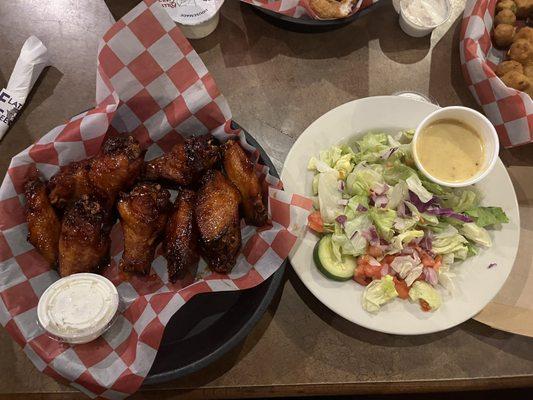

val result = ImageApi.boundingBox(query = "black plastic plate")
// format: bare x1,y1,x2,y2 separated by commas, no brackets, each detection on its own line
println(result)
144,125,285,384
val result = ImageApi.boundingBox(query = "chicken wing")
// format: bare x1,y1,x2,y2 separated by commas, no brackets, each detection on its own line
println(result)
163,189,200,282
48,160,93,209
24,177,61,267
58,195,111,277
222,140,268,226
117,182,171,275
196,170,241,273
48,136,144,209
144,134,220,186
88,135,145,204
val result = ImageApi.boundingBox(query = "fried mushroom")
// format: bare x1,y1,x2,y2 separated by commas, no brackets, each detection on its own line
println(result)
501,70,531,90
509,39,533,64
493,24,516,48
496,0,518,13
514,26,533,43
495,9,517,25
495,60,524,77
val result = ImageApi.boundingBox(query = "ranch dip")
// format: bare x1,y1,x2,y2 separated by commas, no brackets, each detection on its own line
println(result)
401,0,448,27
37,273,119,344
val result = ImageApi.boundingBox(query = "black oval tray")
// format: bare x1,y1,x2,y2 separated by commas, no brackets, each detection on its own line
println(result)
144,124,285,384
250,0,384,28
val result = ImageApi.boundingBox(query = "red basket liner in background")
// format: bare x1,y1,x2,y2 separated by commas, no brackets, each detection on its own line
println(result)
460,0,533,147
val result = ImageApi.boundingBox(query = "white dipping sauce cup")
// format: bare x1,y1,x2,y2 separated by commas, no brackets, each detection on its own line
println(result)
412,106,500,188
37,273,119,344
399,0,451,38
178,11,220,40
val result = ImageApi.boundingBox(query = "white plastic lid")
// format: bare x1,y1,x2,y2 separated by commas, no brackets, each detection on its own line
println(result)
393,90,439,105
37,273,119,344
160,0,224,26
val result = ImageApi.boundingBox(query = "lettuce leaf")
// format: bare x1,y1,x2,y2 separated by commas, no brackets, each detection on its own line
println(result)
332,232,366,258
431,225,468,256
388,181,408,210
312,174,320,196
344,195,370,219
460,222,492,247
362,275,398,313
344,214,373,241
440,189,480,213
465,206,509,227
390,230,424,253
406,175,433,203
356,132,388,153
369,207,397,240
420,177,447,195
383,162,417,185
409,281,442,311
318,171,343,224
346,167,383,196
334,154,355,179
393,216,418,232
404,202,439,226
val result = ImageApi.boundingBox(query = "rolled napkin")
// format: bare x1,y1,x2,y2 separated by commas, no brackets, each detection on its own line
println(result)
0,36,50,140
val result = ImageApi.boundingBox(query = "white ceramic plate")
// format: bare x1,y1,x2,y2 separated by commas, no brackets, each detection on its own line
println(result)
281,96,520,335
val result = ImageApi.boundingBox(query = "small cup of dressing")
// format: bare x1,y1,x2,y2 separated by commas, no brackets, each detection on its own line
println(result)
399,0,451,38
412,106,500,188
37,273,119,344
160,0,224,40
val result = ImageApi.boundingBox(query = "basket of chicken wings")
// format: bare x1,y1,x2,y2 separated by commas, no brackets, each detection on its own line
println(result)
17,127,302,387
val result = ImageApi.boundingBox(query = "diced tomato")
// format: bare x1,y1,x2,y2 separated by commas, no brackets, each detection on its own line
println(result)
393,277,410,299
367,245,383,258
357,255,381,280
354,265,371,286
419,251,435,268
383,255,396,265
433,255,442,271
308,211,324,233
364,264,382,280
420,299,431,312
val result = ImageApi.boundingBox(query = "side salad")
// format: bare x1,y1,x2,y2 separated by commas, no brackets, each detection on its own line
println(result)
307,130,509,313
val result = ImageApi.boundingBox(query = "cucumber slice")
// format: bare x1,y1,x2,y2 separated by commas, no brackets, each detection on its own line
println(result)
313,234,356,281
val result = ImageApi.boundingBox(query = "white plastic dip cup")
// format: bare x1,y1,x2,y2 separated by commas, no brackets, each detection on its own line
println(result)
399,0,451,38
37,273,119,344
178,11,220,40
161,0,224,40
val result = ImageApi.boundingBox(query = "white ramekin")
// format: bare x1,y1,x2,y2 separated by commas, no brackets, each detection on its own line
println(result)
37,273,119,344
412,106,500,188
399,0,451,38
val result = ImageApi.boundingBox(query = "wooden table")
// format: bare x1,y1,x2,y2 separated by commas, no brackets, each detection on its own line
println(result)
1,0,533,398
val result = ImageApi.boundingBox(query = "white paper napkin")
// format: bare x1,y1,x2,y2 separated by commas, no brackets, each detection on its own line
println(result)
0,36,50,140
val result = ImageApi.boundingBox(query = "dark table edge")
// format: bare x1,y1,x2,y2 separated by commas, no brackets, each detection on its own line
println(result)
140,375,533,397
3,375,533,398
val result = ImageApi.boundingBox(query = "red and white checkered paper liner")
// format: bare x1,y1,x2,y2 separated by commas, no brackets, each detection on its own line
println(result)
0,1,312,399
460,0,533,148
241,0,378,20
